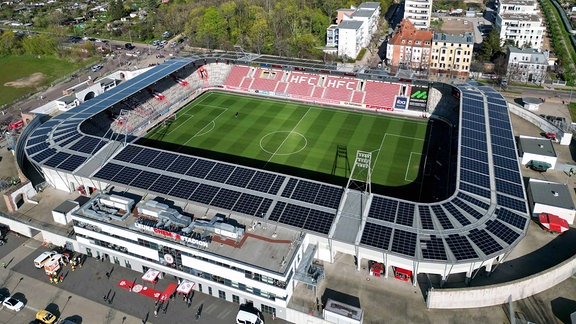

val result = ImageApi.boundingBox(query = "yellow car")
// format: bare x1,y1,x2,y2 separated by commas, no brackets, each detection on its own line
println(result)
36,310,57,324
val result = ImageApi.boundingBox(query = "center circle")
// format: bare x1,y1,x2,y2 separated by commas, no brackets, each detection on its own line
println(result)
260,131,308,156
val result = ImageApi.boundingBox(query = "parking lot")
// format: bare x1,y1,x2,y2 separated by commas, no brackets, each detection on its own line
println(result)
0,232,284,324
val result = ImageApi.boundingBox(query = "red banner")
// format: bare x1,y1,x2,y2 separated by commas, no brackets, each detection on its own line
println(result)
117,279,162,300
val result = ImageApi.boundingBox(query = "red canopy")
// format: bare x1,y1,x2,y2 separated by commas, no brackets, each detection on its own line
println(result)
176,280,195,294
142,269,161,283
539,213,569,233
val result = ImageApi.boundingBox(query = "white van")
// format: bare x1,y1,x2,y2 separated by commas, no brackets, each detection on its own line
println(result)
34,251,56,268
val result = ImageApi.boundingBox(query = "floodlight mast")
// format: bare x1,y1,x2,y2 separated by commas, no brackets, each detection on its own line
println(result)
346,150,372,195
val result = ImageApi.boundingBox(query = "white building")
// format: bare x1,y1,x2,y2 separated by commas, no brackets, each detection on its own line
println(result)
324,2,381,59
403,0,432,30
506,46,549,83
518,136,557,169
495,0,545,49
527,179,576,224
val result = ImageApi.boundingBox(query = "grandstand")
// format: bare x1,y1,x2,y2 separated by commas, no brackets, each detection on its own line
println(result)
17,54,529,320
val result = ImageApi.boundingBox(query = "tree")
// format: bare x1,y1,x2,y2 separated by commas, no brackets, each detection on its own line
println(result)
108,0,127,21
195,6,226,50
481,29,502,61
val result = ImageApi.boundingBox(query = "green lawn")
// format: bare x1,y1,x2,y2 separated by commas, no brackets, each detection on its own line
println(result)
140,92,428,187
0,55,82,106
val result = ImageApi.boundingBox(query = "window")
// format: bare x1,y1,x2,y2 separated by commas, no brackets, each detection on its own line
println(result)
198,284,203,292
208,287,213,296
233,295,240,304
113,256,120,265
219,290,226,300
262,304,276,315
125,259,131,269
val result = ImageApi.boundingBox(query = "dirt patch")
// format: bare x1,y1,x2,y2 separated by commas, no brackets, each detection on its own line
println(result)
4,72,46,88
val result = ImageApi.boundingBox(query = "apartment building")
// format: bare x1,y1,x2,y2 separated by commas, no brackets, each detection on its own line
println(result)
403,0,432,30
324,2,381,59
506,46,549,83
495,0,545,49
386,19,433,73
429,32,474,77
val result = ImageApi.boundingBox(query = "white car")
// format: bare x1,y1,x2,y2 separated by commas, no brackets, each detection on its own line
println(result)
2,296,24,311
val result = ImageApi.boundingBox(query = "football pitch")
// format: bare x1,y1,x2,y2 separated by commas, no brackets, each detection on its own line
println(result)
139,92,429,187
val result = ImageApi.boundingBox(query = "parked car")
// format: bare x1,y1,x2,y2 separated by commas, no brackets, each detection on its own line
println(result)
124,42,135,50
91,65,103,72
36,310,57,324
2,296,24,311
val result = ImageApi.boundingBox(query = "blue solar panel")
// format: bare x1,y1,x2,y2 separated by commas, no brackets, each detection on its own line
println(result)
443,202,471,226
93,162,124,180
58,132,82,147
460,169,490,188
457,192,490,210
269,201,286,222
489,118,511,130
291,180,321,204
27,135,49,146
44,152,71,167
491,134,515,149
396,202,414,226
431,205,454,229
445,235,478,260
116,145,144,164
31,148,56,163
186,159,216,179
461,147,488,162
131,170,160,190
495,179,525,198
206,164,235,184
278,203,309,228
148,151,179,170
486,219,520,244
226,167,256,188
468,229,502,256
281,178,298,198
368,196,398,222
27,142,49,155
169,179,199,200
232,193,264,216
497,194,526,213
452,198,484,220
461,136,487,151
420,236,447,260
149,175,179,195
248,171,279,194
490,126,513,139
494,166,521,183
190,184,220,205
315,185,343,209
268,175,285,195
304,209,336,235
418,206,434,230
495,208,527,230
112,166,141,185
211,188,241,210
462,119,485,132
166,155,196,174
462,111,485,123
58,155,87,171
493,155,518,170
131,148,160,167
459,182,491,199
361,222,392,250
256,199,272,218
461,157,489,175
391,229,416,257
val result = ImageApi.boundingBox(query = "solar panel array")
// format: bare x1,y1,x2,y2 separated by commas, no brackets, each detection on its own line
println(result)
360,86,529,261
22,59,530,264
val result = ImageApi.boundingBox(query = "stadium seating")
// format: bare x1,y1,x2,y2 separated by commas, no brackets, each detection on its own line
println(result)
275,82,288,93
285,72,318,97
249,68,282,91
322,76,358,102
351,91,365,104
224,66,250,88
311,86,324,99
363,81,401,109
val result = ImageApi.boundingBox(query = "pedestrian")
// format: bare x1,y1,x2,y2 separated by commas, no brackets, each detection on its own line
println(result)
59,275,63,283
2,262,6,268
235,111,238,119
154,310,158,317
103,295,108,302
106,272,110,279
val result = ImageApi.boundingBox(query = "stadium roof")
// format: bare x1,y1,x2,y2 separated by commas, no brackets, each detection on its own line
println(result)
22,55,530,266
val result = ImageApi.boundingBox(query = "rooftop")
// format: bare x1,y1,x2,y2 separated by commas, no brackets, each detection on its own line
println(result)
529,179,575,210
500,13,542,22
73,192,301,274
338,20,364,30
433,32,474,44
519,136,557,157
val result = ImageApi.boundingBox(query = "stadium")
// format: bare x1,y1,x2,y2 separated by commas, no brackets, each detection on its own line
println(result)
13,53,528,320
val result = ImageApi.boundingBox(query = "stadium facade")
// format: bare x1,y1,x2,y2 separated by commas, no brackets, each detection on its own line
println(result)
13,54,529,320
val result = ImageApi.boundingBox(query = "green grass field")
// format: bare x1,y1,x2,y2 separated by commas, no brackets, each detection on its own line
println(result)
0,55,82,106
140,92,428,187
